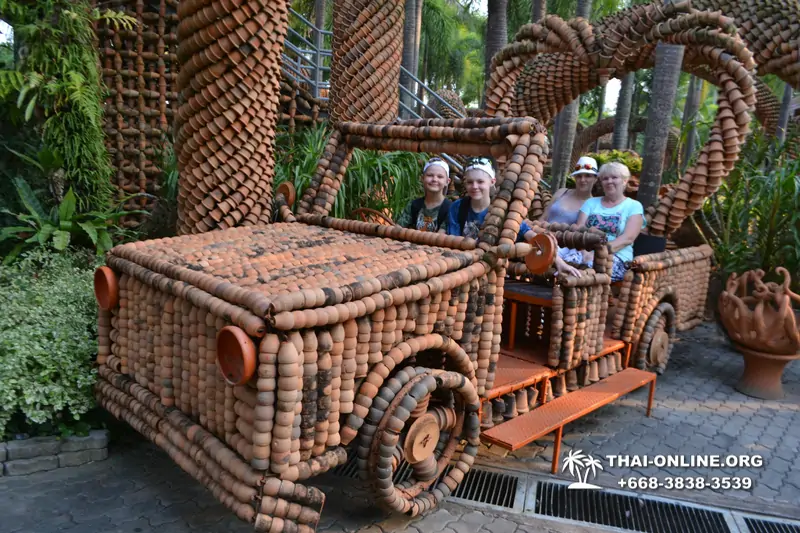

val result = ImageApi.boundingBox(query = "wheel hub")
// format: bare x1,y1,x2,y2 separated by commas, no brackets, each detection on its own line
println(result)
649,330,669,367
404,413,440,464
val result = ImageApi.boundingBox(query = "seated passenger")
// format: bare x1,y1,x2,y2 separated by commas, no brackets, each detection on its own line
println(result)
517,156,597,242
554,162,645,281
444,157,495,239
540,156,598,225
396,156,452,232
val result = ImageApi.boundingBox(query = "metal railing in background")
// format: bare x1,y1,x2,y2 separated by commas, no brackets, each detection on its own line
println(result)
281,8,466,173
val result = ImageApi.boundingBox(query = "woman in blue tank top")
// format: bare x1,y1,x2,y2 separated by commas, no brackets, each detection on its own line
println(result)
541,156,598,225
517,156,597,242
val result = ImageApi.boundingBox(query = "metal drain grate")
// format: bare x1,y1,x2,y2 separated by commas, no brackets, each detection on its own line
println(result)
331,454,519,509
745,518,800,533
534,481,731,533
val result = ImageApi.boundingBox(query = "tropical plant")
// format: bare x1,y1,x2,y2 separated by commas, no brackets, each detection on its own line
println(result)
695,132,800,291
273,124,427,220
1,178,145,263
0,0,136,211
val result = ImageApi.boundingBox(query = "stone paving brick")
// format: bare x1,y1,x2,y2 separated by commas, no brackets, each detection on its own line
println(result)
3,455,58,476
478,517,518,533
5,436,61,460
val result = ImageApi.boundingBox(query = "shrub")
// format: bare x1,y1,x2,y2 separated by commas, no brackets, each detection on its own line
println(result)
0,247,99,439
587,149,643,175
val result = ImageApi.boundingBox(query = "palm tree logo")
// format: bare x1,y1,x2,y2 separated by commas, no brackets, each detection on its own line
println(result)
562,449,604,489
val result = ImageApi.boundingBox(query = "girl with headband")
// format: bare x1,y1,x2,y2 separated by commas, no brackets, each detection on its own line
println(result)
396,157,452,232
445,157,496,239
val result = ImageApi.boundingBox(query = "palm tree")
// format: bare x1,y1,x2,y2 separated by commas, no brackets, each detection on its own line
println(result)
776,83,795,145
637,34,685,211
549,0,592,191
633,0,690,212
483,0,508,108
680,75,702,172
532,0,546,22
400,0,418,116
612,73,635,149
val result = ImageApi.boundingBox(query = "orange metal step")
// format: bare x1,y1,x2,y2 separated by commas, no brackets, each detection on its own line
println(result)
484,353,555,400
481,367,656,451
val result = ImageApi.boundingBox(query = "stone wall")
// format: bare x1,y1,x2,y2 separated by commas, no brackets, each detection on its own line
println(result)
1,430,109,476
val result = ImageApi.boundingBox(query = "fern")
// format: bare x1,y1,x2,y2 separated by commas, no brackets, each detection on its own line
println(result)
0,0,138,212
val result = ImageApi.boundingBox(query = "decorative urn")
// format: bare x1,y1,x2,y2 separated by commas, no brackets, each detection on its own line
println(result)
718,267,799,399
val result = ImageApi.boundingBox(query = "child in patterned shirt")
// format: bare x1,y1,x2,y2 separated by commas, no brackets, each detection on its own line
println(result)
396,157,452,232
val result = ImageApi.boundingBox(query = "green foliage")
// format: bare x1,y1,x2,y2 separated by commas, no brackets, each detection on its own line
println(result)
0,0,136,211
274,124,426,220
587,149,643,174
1,178,145,263
696,132,800,290
420,0,485,107
0,247,99,440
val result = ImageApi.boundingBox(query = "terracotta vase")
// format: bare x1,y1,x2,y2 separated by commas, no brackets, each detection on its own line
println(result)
718,267,800,400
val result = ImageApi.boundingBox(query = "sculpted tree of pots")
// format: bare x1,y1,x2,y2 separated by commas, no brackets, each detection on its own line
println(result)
718,267,800,400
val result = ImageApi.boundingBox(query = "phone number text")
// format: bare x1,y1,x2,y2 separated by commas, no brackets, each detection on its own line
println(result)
617,477,753,491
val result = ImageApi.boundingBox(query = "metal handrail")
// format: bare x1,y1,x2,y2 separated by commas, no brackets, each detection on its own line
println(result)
398,67,465,119
289,8,333,36
282,8,461,120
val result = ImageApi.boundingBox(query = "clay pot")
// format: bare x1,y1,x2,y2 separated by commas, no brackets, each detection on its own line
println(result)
718,267,800,399
94,266,120,311
217,325,257,386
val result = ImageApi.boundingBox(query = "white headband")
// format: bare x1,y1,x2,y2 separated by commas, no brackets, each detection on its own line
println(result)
464,160,495,180
423,159,450,177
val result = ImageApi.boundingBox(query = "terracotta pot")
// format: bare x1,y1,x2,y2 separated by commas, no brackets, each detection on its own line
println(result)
94,266,119,311
718,267,800,399
217,325,257,386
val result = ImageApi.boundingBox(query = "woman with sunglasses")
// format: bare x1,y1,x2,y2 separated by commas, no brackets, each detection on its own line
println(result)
396,157,452,232
554,162,645,281
540,156,598,225
517,156,598,243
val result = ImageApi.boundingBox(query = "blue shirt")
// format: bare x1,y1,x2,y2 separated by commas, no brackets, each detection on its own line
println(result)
579,197,645,263
447,198,488,239
446,202,533,243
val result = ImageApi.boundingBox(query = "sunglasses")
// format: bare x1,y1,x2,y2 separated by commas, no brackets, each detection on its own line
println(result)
467,157,492,166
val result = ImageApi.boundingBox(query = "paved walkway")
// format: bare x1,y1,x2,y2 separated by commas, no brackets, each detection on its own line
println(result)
0,429,606,533
479,322,800,517
1,322,799,532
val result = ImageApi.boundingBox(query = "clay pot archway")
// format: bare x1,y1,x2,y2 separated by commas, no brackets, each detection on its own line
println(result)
485,2,757,238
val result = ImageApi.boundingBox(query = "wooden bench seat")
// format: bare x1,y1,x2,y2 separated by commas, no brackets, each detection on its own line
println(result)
480,367,656,474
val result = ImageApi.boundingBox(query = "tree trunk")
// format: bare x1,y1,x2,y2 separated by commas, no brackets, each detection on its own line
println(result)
629,80,642,151
680,75,702,172
400,0,417,117
413,0,424,77
612,73,634,150
637,41,685,210
483,0,508,108
549,0,592,190
531,0,546,22
417,36,427,103
593,85,606,151
776,82,794,145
